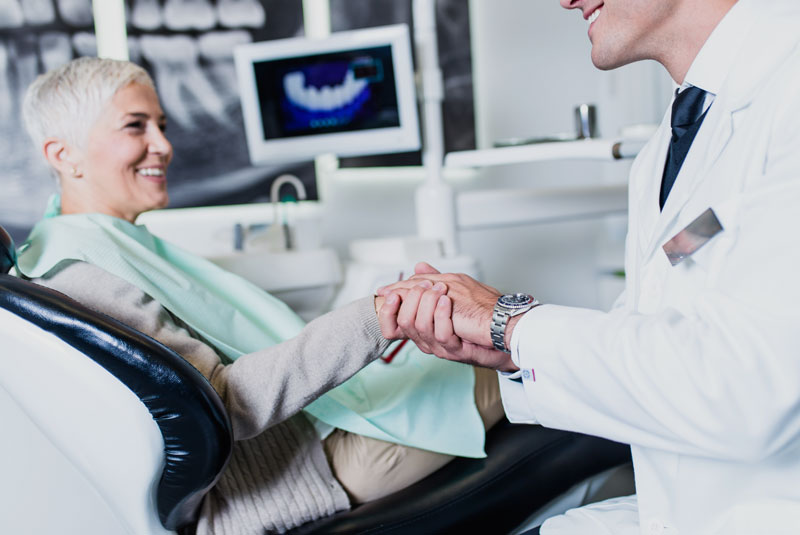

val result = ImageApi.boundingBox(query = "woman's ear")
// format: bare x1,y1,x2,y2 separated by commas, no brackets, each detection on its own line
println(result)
43,137,82,179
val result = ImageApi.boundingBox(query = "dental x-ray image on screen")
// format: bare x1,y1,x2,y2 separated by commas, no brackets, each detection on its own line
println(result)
235,24,420,165
259,45,398,138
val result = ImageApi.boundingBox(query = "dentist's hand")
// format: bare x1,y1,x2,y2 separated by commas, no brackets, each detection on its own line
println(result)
376,262,445,344
378,281,518,371
374,262,444,341
377,278,444,354
377,263,519,371
377,262,502,348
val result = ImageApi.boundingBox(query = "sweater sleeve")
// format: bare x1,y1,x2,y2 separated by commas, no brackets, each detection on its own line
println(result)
35,260,391,440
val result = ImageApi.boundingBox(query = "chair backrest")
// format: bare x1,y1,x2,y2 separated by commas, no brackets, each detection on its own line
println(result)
0,225,233,533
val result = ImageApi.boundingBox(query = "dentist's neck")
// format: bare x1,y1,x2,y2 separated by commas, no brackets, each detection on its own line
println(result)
657,0,737,84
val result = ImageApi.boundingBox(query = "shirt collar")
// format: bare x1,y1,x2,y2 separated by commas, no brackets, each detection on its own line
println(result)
682,0,756,96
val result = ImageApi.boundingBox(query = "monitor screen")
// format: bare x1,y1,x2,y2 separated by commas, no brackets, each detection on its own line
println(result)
235,24,420,165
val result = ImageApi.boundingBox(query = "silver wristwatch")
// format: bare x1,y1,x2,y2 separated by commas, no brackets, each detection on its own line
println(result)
491,293,538,353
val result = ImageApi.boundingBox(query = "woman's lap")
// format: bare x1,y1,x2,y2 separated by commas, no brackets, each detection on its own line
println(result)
323,366,504,504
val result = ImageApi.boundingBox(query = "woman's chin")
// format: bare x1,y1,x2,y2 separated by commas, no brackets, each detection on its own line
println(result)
139,194,169,216
152,195,169,211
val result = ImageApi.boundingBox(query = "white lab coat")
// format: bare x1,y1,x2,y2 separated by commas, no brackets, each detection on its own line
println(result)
509,2,800,533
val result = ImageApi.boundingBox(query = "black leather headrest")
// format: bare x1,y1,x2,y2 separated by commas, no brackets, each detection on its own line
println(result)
0,225,15,274
0,273,233,530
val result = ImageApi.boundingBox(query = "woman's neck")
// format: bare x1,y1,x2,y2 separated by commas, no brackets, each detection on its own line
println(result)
59,191,138,223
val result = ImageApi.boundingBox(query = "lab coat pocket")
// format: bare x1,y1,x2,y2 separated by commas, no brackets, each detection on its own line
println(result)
662,208,724,267
663,197,742,298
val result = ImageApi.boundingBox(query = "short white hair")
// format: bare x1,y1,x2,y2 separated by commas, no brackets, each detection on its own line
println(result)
22,56,155,154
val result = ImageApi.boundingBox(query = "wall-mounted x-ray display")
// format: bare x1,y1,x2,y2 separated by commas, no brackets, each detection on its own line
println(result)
235,24,420,165
272,49,397,137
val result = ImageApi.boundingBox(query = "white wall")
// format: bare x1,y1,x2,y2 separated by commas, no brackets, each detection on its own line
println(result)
318,1,672,310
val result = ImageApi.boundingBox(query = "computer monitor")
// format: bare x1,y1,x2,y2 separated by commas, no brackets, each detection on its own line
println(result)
234,24,420,165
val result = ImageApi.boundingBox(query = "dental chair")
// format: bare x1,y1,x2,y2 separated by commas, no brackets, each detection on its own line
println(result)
0,225,232,535
0,224,631,535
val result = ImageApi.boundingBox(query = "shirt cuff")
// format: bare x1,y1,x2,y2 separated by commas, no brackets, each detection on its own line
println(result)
497,371,539,424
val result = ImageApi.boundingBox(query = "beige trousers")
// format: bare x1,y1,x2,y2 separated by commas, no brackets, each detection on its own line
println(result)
323,366,504,504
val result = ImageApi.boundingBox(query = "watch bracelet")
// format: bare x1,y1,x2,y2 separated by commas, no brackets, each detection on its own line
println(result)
491,295,539,353
491,309,512,353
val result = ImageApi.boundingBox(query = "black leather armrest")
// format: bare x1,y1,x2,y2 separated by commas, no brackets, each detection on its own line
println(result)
0,273,233,531
291,419,631,534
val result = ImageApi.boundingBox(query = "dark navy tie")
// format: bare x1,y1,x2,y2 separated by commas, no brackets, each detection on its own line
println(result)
660,86,709,209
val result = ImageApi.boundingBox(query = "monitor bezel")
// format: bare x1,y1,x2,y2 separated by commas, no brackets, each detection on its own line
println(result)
234,24,420,165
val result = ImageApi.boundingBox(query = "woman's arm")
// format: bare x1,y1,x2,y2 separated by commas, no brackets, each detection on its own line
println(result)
36,260,391,440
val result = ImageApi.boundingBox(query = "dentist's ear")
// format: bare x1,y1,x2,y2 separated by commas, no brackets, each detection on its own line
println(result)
43,137,81,179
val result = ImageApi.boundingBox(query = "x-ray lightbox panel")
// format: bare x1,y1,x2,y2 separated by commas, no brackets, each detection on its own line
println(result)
234,24,420,165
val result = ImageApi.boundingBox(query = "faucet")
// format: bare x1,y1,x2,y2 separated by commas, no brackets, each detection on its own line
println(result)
270,174,308,251
270,174,308,203
232,175,309,253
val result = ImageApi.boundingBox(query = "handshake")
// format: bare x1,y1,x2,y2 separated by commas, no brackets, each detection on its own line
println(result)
375,262,530,373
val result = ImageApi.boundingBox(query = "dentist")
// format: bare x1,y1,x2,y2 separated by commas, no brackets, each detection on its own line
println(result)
378,0,800,532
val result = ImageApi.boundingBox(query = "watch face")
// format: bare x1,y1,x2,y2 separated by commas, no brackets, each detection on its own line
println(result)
498,293,535,309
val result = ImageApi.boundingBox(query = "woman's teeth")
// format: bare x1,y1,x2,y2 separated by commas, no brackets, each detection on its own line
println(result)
138,168,164,176
588,8,601,24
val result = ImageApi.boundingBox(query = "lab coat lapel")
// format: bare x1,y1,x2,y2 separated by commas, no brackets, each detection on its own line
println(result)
638,5,791,262
642,101,735,257
633,109,671,258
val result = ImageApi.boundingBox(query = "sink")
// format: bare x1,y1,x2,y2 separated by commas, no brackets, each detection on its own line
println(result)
207,248,342,321
139,203,336,321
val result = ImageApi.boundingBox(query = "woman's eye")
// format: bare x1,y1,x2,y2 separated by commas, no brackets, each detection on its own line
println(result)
126,121,144,129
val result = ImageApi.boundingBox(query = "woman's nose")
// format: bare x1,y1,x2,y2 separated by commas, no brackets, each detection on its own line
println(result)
149,127,173,158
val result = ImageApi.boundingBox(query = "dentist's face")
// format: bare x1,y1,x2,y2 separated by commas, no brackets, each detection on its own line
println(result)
559,0,680,71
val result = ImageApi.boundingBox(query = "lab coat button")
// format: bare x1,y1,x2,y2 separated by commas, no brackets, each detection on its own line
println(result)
522,369,532,381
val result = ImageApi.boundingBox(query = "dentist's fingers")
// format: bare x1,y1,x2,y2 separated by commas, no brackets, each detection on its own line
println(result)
414,282,447,341
433,294,458,347
395,281,449,354
376,277,439,296
455,342,519,372
414,262,441,275
395,282,431,352
424,294,518,371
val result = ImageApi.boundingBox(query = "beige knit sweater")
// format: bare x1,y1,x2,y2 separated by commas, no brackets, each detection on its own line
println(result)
36,260,391,534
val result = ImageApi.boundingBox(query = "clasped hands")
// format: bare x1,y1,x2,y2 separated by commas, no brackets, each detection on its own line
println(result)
375,262,520,372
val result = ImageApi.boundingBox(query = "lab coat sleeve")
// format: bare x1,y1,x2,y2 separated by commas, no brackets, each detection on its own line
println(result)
36,261,389,441
511,82,800,462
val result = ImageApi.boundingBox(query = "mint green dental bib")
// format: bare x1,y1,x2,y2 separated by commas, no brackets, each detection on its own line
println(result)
17,213,486,457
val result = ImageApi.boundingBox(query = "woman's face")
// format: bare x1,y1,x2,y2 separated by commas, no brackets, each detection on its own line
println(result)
77,82,172,222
